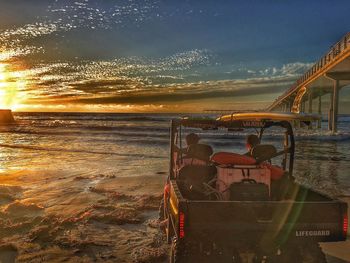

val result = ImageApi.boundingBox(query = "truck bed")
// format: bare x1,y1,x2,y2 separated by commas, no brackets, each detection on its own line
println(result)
185,200,346,243
170,180,347,246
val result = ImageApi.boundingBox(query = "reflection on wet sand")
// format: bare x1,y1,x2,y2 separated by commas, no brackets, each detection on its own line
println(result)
0,170,169,262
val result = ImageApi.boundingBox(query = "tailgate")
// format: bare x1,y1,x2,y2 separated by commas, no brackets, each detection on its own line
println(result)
184,200,347,244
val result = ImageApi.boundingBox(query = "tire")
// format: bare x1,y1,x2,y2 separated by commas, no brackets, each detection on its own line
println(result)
159,197,174,244
272,244,326,263
169,238,179,263
166,214,174,244
300,243,327,263
170,238,183,263
160,197,174,244
268,247,301,263
158,198,165,221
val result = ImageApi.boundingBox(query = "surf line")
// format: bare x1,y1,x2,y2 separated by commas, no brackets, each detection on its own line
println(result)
0,143,165,159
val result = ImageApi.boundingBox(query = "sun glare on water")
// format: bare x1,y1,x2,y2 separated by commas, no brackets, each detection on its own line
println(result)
0,63,26,111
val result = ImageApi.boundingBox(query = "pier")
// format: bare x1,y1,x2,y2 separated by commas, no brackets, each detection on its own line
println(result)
267,32,350,133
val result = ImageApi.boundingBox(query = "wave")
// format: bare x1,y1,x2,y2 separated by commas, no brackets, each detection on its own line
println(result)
0,143,166,159
0,128,170,142
201,130,350,142
14,120,170,132
339,116,350,122
5,113,350,145
14,112,177,122
295,134,350,142
16,116,169,122
321,115,350,122
3,127,350,145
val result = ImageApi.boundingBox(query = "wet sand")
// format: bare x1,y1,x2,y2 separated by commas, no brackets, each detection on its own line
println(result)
0,170,169,263
1,170,350,262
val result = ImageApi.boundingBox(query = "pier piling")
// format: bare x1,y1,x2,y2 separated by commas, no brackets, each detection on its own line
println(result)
332,80,339,133
318,93,322,129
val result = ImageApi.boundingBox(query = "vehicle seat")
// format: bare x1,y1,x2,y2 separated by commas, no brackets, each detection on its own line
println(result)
174,144,213,174
186,144,213,162
177,165,217,200
251,144,285,184
250,144,277,163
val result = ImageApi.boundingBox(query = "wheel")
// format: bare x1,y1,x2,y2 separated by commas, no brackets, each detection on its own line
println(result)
158,198,165,221
267,247,302,263
161,196,174,244
166,213,174,244
271,244,326,263
253,254,268,263
170,238,184,263
300,243,327,263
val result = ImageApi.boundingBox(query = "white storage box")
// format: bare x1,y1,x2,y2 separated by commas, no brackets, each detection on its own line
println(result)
216,165,271,200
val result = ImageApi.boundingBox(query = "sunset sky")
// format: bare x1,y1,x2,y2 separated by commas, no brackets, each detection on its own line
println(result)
0,0,350,112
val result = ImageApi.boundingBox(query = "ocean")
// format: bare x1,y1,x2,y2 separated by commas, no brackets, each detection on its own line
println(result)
2,112,350,195
0,112,350,262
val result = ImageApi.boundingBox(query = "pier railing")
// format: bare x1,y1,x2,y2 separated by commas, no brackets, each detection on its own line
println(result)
269,32,350,110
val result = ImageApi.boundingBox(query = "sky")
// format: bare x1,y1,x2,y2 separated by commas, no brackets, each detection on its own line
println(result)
0,0,350,113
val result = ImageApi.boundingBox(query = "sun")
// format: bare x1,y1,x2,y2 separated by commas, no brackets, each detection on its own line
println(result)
0,63,25,110
0,87,17,109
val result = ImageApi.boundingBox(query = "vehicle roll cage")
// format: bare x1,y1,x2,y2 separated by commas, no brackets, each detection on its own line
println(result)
169,117,295,180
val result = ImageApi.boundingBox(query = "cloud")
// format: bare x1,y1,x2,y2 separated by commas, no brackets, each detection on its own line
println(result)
15,59,315,112
69,79,141,93
24,73,294,106
0,0,312,113
14,58,312,113
0,0,161,41
0,0,163,62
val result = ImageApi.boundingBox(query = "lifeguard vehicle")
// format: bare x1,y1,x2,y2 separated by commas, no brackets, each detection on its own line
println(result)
161,112,347,263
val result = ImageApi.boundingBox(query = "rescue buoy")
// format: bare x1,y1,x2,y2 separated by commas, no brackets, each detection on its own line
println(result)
211,152,257,165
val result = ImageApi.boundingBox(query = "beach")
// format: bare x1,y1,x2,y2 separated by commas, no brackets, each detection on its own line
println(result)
0,170,168,263
0,113,173,262
0,112,350,262
1,0,350,261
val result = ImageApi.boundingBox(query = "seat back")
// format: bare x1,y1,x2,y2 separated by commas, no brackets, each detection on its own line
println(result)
178,165,216,183
186,144,213,162
251,144,277,163
177,165,217,200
